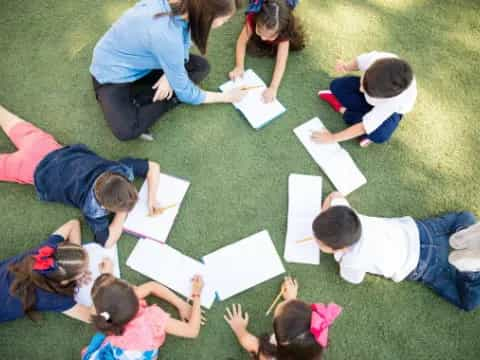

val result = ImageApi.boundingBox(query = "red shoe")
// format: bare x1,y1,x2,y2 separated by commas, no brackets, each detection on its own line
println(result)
318,90,343,112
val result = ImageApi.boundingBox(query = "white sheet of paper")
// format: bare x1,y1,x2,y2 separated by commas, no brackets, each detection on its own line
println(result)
74,243,120,307
123,173,190,242
284,174,322,265
294,117,367,195
126,238,216,309
202,230,285,301
220,69,286,129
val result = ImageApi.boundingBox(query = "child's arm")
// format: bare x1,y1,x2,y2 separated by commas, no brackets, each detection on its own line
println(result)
311,122,366,144
229,24,252,81
146,161,161,216
103,211,128,248
53,219,82,245
263,41,290,103
164,275,204,338
322,192,347,212
335,58,359,73
135,281,193,322
224,304,260,354
62,304,93,323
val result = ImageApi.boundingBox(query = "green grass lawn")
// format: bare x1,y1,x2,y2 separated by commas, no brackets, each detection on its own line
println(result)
1,0,480,358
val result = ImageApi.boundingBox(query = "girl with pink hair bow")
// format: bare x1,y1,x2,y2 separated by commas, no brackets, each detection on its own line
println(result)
225,276,342,359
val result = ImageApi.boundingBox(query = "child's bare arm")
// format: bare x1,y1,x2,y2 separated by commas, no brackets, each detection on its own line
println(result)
53,219,82,245
335,58,359,73
322,192,346,211
146,161,161,216
103,211,128,248
229,24,252,80
269,41,290,91
224,304,260,354
62,304,93,323
311,122,366,144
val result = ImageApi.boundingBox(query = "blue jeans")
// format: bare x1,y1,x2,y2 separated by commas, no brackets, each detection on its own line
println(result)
407,212,480,311
330,76,402,143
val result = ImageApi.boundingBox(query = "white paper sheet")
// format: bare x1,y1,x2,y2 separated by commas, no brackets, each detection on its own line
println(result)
294,117,367,195
202,230,285,301
220,69,286,129
123,173,190,242
126,239,217,309
284,174,322,265
75,243,120,307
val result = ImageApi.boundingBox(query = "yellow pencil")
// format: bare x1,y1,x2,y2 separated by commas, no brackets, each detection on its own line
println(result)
265,291,283,316
296,236,314,244
240,85,263,91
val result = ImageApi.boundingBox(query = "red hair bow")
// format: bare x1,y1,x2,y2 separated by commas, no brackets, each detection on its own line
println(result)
310,303,342,347
32,245,57,271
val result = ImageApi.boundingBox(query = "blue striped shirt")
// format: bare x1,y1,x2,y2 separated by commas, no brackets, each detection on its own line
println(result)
90,0,205,105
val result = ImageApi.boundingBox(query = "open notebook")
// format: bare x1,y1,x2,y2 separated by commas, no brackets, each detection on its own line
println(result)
123,173,190,242
126,230,285,309
75,243,121,307
294,117,367,195
284,174,322,265
219,69,286,130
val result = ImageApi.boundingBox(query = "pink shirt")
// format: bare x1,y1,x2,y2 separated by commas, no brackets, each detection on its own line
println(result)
106,300,170,351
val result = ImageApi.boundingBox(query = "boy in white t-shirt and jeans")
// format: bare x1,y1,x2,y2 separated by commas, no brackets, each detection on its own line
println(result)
312,192,480,311
313,51,417,147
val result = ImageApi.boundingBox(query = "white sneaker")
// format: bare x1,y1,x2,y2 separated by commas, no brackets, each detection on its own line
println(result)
449,249,480,272
449,222,480,250
139,132,154,142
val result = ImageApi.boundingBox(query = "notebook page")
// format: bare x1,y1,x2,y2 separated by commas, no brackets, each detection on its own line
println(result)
284,174,322,265
202,230,285,301
219,69,286,129
123,173,190,242
294,118,367,195
75,243,120,307
126,239,216,309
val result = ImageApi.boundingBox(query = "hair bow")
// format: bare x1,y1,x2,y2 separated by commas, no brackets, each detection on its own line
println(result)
310,303,342,347
32,245,57,273
246,0,300,13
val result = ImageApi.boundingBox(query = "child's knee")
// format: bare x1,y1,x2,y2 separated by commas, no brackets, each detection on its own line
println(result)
457,211,477,229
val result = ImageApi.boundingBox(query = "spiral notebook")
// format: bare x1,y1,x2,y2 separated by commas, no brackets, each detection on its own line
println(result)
219,69,286,129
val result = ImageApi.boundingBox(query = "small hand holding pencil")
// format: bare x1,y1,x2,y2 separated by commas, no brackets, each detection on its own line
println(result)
148,201,178,217
265,276,299,316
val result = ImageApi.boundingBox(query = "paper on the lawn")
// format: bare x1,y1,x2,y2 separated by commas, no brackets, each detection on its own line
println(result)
123,173,190,242
126,238,217,309
219,69,286,129
202,230,285,300
284,174,322,265
75,243,120,307
294,117,367,195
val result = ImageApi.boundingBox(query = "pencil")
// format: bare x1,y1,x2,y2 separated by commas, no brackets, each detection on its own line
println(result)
265,291,283,316
148,203,178,217
240,85,263,91
296,236,314,244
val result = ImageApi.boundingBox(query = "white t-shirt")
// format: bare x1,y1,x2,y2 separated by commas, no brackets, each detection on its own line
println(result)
356,51,417,134
331,197,420,284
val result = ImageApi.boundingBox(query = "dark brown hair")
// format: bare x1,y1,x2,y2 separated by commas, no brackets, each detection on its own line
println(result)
312,206,362,250
363,58,413,98
256,300,324,360
8,242,87,321
95,172,138,212
91,274,139,336
249,0,305,57
156,0,240,54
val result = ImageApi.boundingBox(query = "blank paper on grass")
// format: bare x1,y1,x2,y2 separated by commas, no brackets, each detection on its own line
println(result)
126,238,217,309
203,230,285,300
284,174,322,265
75,243,120,306
123,173,190,242
294,117,367,195
220,69,286,129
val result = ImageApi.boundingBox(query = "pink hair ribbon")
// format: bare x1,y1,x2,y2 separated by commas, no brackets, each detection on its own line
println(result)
32,245,57,272
310,303,342,347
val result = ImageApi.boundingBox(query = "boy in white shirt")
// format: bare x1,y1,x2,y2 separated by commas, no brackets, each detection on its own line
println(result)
312,192,480,311
313,51,417,147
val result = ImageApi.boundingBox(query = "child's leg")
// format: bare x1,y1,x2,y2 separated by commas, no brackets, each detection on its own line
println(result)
366,113,403,143
411,212,480,310
0,105,27,142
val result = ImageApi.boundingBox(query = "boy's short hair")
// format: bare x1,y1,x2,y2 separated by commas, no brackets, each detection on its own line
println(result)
95,172,138,212
363,58,413,98
312,206,362,249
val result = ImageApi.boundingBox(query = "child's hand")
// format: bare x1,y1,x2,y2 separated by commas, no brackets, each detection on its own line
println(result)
335,59,349,73
191,275,204,296
99,257,114,275
311,130,336,144
281,276,298,301
226,88,249,103
229,67,245,81
152,74,173,102
224,304,249,336
148,200,163,217
262,87,277,103
77,270,92,287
